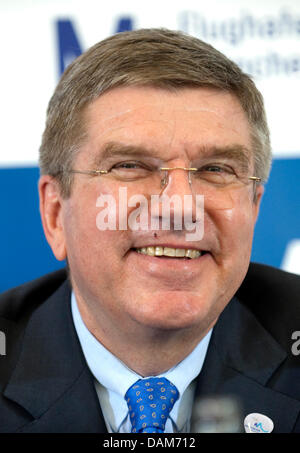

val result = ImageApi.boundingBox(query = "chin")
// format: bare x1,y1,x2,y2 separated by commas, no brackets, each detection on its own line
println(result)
128,291,214,332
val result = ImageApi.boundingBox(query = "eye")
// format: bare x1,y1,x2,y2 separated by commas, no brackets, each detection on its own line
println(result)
113,161,144,169
200,164,235,174
109,161,154,180
193,163,237,185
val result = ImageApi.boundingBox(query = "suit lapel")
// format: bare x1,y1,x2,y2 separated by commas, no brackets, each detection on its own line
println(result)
194,297,300,433
4,277,300,433
3,280,107,433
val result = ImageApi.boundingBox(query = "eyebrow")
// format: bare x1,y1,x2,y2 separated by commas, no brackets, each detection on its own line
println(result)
195,145,252,173
91,141,252,172
91,142,163,167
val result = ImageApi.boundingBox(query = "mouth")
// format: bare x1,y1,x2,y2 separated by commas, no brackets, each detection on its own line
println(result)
133,246,207,259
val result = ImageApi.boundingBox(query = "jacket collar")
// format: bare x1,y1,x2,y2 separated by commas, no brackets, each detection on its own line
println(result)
4,279,300,433
3,280,106,433
194,297,300,433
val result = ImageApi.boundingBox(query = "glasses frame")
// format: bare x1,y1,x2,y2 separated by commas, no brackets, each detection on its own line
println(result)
69,167,262,186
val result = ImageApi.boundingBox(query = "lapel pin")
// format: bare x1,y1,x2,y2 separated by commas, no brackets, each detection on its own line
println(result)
244,413,274,433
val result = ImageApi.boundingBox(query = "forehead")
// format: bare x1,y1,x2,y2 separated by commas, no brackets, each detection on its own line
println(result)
80,85,252,163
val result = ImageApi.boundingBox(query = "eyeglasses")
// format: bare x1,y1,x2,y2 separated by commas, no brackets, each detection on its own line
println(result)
68,163,261,210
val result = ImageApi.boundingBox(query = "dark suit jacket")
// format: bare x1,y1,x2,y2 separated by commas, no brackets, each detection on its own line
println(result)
0,263,300,433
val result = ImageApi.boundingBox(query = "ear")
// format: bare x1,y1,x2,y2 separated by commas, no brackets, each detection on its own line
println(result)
38,175,67,261
252,184,264,223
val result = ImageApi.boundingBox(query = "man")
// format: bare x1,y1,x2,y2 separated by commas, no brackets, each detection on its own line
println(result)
0,28,299,433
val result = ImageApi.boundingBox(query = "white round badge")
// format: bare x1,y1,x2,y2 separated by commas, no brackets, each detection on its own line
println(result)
244,413,274,433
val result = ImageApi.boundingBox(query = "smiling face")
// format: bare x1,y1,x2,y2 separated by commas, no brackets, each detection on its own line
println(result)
42,85,263,347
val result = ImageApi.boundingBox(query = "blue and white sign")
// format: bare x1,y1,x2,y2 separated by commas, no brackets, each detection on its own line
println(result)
0,0,299,291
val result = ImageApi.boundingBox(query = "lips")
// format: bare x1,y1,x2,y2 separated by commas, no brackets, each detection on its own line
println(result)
134,246,205,259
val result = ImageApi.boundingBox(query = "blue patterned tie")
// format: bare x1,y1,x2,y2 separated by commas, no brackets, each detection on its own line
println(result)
125,377,179,433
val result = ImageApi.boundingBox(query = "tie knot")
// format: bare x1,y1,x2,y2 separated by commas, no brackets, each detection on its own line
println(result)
125,377,179,433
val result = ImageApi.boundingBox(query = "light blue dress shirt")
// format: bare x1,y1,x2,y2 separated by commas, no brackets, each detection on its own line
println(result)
71,292,212,433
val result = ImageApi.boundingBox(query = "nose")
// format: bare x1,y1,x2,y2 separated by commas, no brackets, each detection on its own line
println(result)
159,167,195,197
157,167,199,228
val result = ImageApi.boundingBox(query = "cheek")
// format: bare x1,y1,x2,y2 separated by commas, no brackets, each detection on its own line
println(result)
210,198,256,256
63,189,133,272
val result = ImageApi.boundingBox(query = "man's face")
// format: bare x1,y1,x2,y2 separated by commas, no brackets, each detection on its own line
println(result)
54,86,263,338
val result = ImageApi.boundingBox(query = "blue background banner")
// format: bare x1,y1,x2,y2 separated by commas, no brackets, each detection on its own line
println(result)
0,1,299,291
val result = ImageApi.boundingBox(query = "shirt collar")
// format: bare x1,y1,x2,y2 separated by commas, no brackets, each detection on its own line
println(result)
71,292,212,429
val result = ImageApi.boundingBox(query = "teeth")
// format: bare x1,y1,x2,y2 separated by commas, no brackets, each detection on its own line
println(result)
175,248,186,257
155,246,164,256
146,246,155,256
164,247,176,257
136,247,201,259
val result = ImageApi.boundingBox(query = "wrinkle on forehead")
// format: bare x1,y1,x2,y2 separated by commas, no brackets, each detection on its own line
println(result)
84,85,247,131
81,86,252,167
86,103,245,129
86,106,247,143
